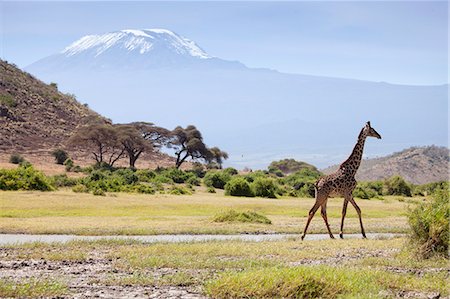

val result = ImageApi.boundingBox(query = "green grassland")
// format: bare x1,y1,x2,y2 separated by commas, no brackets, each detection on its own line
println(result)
0,190,410,235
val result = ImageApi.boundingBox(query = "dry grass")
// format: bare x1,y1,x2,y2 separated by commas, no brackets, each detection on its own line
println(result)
0,190,409,235
3,238,447,298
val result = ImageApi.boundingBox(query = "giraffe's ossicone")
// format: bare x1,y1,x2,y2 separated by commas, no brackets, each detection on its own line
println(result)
301,121,382,240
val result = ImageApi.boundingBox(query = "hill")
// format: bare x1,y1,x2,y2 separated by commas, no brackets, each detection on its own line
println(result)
0,60,175,173
322,146,449,185
0,59,103,152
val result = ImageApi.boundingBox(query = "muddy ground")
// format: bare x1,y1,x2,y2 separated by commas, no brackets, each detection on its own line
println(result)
0,245,446,299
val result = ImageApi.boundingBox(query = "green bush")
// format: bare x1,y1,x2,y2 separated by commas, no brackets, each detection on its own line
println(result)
135,169,156,182
93,188,106,196
163,168,195,183
0,93,17,107
384,176,412,197
407,187,449,258
224,177,254,197
50,174,78,188
251,178,278,198
186,176,201,186
353,182,383,199
413,181,449,196
204,171,231,189
268,159,321,175
72,184,88,193
212,209,271,224
243,170,268,183
223,167,238,176
0,165,53,191
133,184,155,194
9,154,25,164
169,185,192,195
64,159,74,171
51,149,69,165
207,186,216,193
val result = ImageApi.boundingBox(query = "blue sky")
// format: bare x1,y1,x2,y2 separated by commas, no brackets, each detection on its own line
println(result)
1,1,448,85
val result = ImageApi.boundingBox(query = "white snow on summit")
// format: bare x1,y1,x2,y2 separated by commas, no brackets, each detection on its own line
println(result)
62,29,211,59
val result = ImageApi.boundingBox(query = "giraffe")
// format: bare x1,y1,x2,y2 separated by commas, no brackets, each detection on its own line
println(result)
301,121,381,240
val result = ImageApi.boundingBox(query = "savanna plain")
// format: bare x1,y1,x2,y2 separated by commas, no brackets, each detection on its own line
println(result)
0,189,448,298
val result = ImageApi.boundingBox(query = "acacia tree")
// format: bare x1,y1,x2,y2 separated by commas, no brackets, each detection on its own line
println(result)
208,147,229,169
115,124,152,168
171,125,213,169
68,124,125,167
130,122,172,149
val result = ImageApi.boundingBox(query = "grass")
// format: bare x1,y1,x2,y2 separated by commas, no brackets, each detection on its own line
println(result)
212,209,272,224
0,190,410,235
2,238,447,298
205,265,448,298
0,278,68,298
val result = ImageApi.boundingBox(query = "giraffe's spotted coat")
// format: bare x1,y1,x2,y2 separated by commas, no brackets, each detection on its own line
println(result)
301,122,382,240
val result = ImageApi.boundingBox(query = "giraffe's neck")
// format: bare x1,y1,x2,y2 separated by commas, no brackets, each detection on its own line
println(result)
340,129,367,176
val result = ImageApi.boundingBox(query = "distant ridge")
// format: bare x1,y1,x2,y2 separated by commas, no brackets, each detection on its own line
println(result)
322,146,449,184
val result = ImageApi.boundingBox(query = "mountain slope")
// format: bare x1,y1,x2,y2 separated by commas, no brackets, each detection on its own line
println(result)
0,59,103,152
24,28,448,169
0,59,178,171
322,146,449,184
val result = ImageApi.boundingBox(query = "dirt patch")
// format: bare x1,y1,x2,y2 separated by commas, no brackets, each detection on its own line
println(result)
0,248,207,298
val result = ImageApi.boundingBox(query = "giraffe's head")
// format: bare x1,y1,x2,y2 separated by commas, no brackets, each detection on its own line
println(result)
364,121,382,139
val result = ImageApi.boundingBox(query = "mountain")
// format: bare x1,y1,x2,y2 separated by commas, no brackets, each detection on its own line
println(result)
25,28,448,169
27,29,245,71
322,146,449,184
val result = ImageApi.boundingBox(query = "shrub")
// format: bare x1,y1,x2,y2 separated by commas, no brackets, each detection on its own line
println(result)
268,166,284,177
152,175,174,184
9,154,24,164
133,184,155,194
135,169,156,182
93,189,106,196
72,184,88,193
51,149,69,165
407,187,449,258
212,209,272,224
207,186,216,193
186,176,201,186
413,181,449,196
204,171,231,189
243,170,268,183
268,159,321,175
190,162,206,178
252,178,278,198
297,182,316,198
163,168,195,183
353,182,383,199
0,93,17,107
0,165,53,191
224,177,254,197
384,176,412,197
223,167,238,176
64,159,74,171
169,185,192,195
50,174,78,188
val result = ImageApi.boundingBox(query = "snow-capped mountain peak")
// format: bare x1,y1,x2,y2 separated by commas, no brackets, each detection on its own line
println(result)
61,28,211,59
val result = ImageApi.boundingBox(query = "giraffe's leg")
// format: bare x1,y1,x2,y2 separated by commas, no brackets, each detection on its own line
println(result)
348,196,367,238
320,202,335,239
301,200,322,241
339,199,349,239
